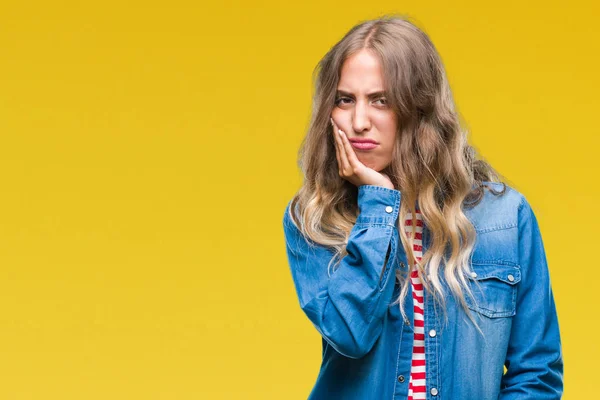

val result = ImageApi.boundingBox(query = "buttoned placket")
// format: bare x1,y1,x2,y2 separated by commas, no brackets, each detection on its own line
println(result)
392,266,415,399
422,224,441,398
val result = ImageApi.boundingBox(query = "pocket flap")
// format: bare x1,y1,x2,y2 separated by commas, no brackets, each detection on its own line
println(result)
469,263,521,285
465,263,521,318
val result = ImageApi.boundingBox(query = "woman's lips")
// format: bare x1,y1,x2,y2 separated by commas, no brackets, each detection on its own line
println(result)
350,142,378,150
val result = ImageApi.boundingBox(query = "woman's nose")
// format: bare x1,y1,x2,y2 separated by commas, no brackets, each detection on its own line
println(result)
352,102,371,133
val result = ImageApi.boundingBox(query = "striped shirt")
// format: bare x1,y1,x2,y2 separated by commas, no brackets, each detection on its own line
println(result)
406,210,426,400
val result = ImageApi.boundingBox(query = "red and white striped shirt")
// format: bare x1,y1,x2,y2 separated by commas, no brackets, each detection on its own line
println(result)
406,210,426,400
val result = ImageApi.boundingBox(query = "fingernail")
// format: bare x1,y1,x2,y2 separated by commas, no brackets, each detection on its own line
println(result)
330,118,334,127
338,129,344,136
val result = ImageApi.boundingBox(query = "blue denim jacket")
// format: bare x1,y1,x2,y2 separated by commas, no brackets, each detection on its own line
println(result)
282,183,563,399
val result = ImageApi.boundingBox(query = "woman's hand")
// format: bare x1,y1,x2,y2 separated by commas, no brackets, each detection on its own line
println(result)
331,117,395,190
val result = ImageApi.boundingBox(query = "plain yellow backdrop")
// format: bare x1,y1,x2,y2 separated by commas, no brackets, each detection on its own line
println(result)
0,0,598,398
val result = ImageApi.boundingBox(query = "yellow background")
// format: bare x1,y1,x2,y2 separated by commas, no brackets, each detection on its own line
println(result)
0,0,597,398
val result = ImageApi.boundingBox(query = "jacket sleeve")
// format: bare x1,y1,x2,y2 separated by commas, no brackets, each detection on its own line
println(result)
499,196,564,399
282,185,407,359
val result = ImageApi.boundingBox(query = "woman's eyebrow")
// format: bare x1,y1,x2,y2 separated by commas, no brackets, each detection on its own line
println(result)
336,90,387,98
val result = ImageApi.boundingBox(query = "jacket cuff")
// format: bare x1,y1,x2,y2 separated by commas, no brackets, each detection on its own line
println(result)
356,185,401,226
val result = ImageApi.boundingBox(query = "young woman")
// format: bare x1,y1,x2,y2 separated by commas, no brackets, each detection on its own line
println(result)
282,15,563,400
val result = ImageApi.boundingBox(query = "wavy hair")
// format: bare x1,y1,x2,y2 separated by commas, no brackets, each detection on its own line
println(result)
287,14,507,328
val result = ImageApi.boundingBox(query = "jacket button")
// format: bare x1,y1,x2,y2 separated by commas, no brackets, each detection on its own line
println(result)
399,262,406,268
507,274,515,282
404,318,410,326
398,375,405,383
470,271,477,278
429,329,436,337
385,206,393,213
430,387,438,396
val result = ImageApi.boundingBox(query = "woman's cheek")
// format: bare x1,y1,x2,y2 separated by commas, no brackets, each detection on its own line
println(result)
380,144,394,166
330,110,348,129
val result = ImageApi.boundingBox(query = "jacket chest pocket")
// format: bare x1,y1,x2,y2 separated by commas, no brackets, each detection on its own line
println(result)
465,263,521,318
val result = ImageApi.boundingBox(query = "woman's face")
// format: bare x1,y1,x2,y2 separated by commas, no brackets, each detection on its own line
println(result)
331,48,398,173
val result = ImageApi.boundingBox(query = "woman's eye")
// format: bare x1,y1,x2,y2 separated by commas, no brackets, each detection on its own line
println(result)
335,97,388,106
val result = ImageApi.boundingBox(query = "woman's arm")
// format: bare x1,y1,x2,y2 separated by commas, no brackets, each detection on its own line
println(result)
283,184,405,359
500,196,564,398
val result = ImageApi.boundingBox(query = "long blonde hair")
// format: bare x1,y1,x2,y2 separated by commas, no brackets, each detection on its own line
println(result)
287,14,507,326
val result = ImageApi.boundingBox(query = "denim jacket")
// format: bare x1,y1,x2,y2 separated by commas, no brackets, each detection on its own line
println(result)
282,183,563,399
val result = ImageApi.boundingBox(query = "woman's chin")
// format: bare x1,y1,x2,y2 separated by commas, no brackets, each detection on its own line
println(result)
358,159,381,172
369,163,386,173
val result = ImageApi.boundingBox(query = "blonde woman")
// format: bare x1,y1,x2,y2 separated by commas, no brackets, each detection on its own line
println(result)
282,15,563,400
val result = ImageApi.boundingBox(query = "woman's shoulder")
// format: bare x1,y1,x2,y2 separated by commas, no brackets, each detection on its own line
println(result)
282,196,307,241
464,181,529,233
282,198,297,233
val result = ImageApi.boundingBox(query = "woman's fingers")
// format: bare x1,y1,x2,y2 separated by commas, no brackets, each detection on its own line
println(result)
332,119,361,173
331,119,350,174
338,127,361,171
331,120,342,174
338,131,351,173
